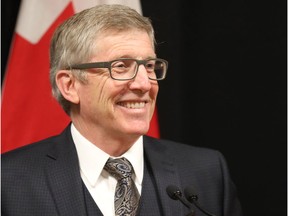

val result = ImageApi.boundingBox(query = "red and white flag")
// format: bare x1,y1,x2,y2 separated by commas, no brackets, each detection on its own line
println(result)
2,0,160,153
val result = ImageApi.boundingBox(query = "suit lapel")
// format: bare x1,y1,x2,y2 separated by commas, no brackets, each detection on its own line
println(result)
143,136,183,216
44,126,88,216
42,128,184,216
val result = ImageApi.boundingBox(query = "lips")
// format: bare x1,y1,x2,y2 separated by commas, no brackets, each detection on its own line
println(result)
117,101,146,109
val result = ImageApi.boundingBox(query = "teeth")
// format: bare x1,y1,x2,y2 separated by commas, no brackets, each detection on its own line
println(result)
119,102,145,109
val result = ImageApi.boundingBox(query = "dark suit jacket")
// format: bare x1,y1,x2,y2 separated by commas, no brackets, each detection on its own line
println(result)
2,125,243,216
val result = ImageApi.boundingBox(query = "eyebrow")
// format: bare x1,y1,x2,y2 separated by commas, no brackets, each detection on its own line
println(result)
114,55,157,60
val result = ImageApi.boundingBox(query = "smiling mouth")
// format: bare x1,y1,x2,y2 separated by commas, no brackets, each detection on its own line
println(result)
117,101,146,109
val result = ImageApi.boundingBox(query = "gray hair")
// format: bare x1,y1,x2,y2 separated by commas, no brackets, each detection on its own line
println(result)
49,4,155,114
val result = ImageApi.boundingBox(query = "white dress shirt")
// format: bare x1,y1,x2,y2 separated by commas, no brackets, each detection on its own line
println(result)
71,124,144,216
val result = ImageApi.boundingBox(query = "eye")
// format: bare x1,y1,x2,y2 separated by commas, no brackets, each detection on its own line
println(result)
113,60,128,69
111,60,130,74
145,61,156,72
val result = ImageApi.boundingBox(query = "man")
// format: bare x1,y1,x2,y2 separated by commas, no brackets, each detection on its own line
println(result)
2,4,243,216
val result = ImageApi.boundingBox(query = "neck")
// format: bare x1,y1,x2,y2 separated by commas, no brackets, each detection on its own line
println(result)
71,121,140,157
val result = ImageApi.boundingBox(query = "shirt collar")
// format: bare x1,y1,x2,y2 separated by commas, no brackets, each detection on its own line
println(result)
71,124,144,187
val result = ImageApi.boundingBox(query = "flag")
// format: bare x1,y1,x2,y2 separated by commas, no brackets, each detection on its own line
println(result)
1,0,160,153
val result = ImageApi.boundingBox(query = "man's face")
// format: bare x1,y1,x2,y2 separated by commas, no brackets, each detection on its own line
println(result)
73,30,159,139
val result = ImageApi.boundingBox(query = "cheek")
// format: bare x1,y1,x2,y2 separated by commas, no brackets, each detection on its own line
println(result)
83,78,119,110
76,79,103,108
149,84,159,116
96,78,120,104
150,83,159,100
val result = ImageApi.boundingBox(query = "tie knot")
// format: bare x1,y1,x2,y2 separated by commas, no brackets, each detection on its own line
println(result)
104,157,133,180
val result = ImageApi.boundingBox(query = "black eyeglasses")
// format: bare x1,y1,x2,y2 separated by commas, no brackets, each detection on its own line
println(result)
67,58,168,81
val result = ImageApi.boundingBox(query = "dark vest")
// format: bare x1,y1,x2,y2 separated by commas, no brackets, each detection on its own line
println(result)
82,157,163,216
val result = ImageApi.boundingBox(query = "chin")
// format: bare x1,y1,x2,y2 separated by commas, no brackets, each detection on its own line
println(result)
130,128,149,135
119,119,150,134
124,126,149,136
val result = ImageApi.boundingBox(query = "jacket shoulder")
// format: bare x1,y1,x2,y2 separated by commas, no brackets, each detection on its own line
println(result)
144,135,223,159
2,126,71,168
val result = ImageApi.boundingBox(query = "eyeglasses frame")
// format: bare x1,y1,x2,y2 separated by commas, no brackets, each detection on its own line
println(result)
66,58,168,81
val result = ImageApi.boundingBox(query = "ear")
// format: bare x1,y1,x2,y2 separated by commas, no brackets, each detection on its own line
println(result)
55,70,80,104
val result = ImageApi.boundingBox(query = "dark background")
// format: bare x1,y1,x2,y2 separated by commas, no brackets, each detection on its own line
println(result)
2,1,287,215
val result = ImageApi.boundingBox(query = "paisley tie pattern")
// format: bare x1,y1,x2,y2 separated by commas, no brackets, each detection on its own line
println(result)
104,157,140,216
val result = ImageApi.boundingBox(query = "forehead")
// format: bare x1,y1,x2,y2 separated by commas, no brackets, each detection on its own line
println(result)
92,30,155,60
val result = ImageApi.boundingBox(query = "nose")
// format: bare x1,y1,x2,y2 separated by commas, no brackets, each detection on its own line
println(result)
129,64,152,91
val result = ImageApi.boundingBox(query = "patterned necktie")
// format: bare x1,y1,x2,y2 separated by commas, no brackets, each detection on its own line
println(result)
104,157,140,216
